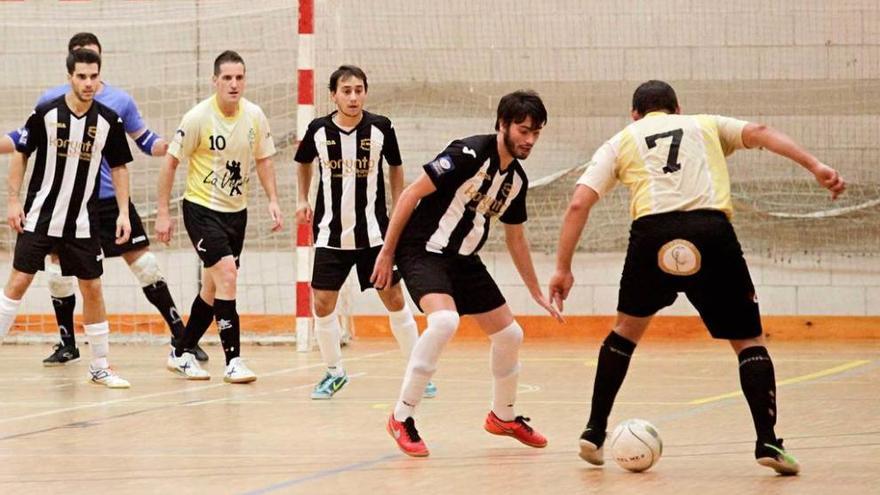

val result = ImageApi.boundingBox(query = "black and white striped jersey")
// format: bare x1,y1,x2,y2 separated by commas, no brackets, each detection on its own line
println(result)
402,134,528,256
14,95,132,239
295,111,402,249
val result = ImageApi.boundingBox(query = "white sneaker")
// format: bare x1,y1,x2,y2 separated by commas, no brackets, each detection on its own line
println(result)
88,365,131,389
224,357,256,384
166,351,210,380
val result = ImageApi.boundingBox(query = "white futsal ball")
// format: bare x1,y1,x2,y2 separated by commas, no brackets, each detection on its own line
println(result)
609,419,663,472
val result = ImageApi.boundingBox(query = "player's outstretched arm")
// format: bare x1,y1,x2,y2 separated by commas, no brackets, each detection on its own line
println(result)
256,156,283,232
295,161,313,225
109,165,131,244
155,155,180,244
504,223,563,323
370,171,436,290
741,122,846,199
6,152,27,233
549,184,600,311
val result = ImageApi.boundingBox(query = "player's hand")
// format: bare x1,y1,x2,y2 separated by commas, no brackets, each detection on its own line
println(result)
155,212,174,244
267,201,283,232
548,269,574,312
115,214,131,245
812,162,846,200
295,202,313,225
370,249,394,291
6,198,25,233
532,291,565,323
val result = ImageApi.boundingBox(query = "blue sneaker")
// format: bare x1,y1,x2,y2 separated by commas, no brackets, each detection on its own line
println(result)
310,372,349,399
423,381,438,399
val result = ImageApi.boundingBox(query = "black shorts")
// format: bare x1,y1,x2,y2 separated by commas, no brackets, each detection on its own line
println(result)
395,242,506,315
182,199,247,268
311,246,401,292
13,231,103,280
95,198,150,258
617,209,762,340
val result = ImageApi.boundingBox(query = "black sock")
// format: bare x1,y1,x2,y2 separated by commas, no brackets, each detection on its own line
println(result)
51,295,77,348
738,346,778,446
142,280,184,340
213,298,240,365
175,296,213,357
586,331,637,444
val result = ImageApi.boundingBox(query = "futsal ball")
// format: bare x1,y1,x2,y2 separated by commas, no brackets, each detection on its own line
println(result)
609,418,663,472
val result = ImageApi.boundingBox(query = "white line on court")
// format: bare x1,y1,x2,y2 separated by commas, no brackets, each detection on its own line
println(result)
0,350,394,425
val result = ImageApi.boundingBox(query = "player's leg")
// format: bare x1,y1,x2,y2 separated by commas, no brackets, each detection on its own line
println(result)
43,255,79,366
1,232,52,339
471,303,547,448
309,248,358,398
167,265,213,380
205,255,253,383
579,312,651,464
76,277,129,389
357,247,434,398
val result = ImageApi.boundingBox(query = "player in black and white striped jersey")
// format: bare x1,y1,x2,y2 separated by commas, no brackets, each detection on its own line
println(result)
371,90,563,457
0,49,133,388
295,65,430,400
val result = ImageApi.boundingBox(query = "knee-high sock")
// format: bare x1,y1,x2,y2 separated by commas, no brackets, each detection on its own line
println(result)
586,331,637,440
213,299,240,365
47,267,77,347
489,321,524,421
315,312,344,375
0,294,22,340
393,310,459,421
738,346,778,444
175,296,213,356
84,321,110,369
388,305,418,358
142,281,184,340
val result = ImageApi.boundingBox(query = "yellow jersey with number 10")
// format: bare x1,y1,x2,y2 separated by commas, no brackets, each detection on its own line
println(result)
577,112,749,220
168,94,276,213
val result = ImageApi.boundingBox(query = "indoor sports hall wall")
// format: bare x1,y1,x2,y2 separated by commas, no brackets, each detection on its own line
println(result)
0,0,877,333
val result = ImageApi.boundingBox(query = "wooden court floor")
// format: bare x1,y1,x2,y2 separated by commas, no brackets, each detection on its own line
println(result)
0,339,877,494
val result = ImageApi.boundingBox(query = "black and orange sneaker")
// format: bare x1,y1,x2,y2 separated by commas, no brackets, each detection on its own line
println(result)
387,414,429,457
483,411,548,448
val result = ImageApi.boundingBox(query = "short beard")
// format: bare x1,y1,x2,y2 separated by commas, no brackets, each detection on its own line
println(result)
503,129,527,159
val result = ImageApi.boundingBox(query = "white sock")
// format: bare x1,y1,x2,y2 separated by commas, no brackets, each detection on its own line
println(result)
489,321,524,421
315,312,344,375
388,305,418,358
0,293,22,339
84,321,110,369
393,310,459,421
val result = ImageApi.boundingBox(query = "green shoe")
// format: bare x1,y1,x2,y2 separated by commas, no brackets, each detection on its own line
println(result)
423,381,438,399
756,439,800,475
310,372,349,399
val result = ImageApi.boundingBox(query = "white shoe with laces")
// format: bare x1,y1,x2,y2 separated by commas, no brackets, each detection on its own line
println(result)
166,350,210,380
88,365,131,389
224,357,256,384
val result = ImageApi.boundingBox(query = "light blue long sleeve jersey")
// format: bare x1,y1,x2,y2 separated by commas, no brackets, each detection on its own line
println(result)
8,82,148,200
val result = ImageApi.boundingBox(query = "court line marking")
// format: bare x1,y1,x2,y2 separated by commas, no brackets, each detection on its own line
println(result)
0,350,394,425
239,453,402,495
688,359,871,405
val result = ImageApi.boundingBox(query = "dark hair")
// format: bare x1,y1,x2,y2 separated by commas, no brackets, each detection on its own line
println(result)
632,80,679,115
328,65,368,93
68,32,101,53
66,49,101,74
214,50,246,76
495,90,547,131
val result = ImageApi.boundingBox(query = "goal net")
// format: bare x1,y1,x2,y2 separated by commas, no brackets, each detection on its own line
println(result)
0,0,878,339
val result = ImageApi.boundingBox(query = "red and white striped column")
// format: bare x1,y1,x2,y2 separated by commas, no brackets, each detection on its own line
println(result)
295,0,315,352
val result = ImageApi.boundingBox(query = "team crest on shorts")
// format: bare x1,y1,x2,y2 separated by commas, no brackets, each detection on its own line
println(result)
657,239,701,276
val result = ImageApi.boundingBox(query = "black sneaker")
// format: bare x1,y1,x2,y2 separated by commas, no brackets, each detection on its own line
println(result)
578,428,605,465
170,337,209,362
42,342,80,367
756,438,800,475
